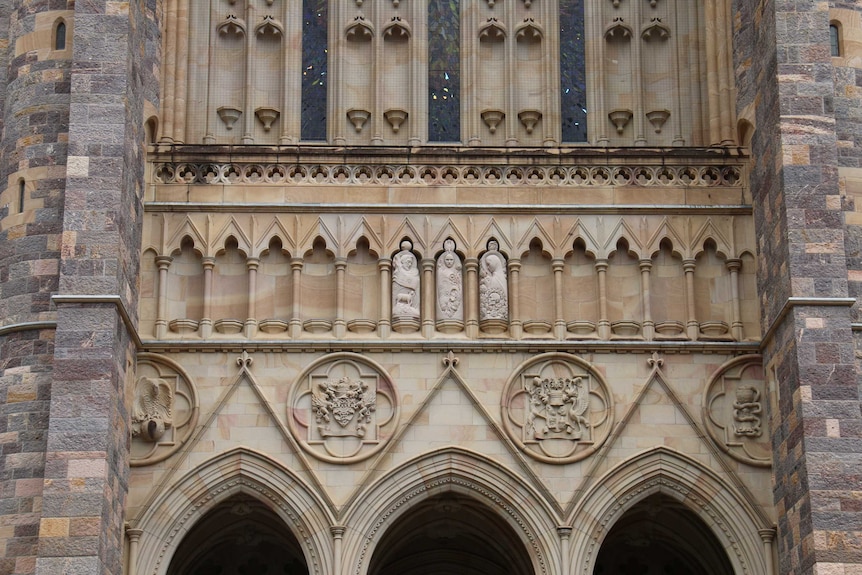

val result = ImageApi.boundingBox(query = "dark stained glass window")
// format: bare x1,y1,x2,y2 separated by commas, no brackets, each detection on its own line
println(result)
561,0,587,142
55,21,66,51
428,0,460,142
302,0,327,141
830,24,840,57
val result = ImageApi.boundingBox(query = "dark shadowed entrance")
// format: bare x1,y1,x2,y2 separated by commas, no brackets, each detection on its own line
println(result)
167,495,308,575
368,493,534,575
594,494,734,575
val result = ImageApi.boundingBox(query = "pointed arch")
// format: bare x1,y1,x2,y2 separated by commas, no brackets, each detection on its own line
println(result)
571,446,770,575
134,448,333,575
341,448,559,575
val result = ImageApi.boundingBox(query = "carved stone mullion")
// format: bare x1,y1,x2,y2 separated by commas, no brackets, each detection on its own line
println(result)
704,0,720,144
160,0,178,143
683,259,698,340
632,0,646,144
639,259,654,340
289,258,303,338
242,1,256,143
590,1,608,145
155,256,173,339
173,0,190,143
372,22,383,144
505,3,518,145
332,0,345,144
200,257,215,338
669,0,685,145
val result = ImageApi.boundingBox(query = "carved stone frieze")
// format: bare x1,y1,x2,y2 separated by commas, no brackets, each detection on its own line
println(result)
502,353,613,463
131,354,199,466
153,162,743,188
289,353,398,463
702,355,771,467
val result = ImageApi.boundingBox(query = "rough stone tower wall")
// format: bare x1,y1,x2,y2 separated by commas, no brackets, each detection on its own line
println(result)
736,0,862,573
0,2,72,573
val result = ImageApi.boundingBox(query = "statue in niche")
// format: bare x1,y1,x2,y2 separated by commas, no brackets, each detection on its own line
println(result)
312,376,376,438
733,385,762,437
526,376,591,440
479,240,508,322
392,240,420,319
436,239,463,321
131,377,173,442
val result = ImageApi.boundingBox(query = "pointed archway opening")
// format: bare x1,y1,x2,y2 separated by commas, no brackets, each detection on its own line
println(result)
594,493,734,575
368,492,534,575
166,495,309,575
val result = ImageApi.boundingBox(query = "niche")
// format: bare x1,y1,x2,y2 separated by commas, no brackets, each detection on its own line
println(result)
694,240,733,340
167,237,204,335
651,239,686,339
519,239,554,335
301,237,336,333
212,237,249,334
345,237,380,333
606,238,642,338
564,239,598,338
257,237,292,334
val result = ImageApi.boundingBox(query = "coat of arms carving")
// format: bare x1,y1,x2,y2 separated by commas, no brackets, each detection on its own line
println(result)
312,376,376,437
502,354,612,464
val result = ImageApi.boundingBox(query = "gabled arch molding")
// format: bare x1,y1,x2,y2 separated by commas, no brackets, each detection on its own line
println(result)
570,446,771,575
341,447,559,575
133,447,333,575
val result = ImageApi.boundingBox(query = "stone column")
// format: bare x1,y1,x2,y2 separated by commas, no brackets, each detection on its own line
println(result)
421,258,435,338
331,526,345,575
378,258,392,338
464,258,479,338
245,257,259,338
639,259,654,341
200,257,215,338
155,256,173,339
558,527,572,575
595,259,610,339
726,258,743,341
552,258,566,340
290,258,303,338
508,259,522,339
126,528,143,575
682,259,698,340
334,258,347,338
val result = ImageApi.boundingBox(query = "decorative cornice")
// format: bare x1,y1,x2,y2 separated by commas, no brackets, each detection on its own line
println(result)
140,339,760,355
51,294,142,348
0,320,57,337
153,162,743,188
760,296,856,346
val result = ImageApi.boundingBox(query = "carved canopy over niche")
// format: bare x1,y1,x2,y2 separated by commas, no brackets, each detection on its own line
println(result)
502,353,613,463
288,353,399,463
131,353,199,466
702,355,771,467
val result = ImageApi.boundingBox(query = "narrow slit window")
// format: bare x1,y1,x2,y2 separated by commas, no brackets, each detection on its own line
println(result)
561,0,587,142
830,24,840,57
18,180,24,213
55,21,66,51
428,0,460,142
301,0,327,141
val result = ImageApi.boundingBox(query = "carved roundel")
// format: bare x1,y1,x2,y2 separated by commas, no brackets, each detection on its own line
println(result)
288,353,399,464
131,353,199,467
502,353,613,464
703,355,771,467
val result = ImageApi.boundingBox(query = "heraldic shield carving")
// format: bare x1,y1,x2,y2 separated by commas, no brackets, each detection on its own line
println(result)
502,353,613,464
703,355,771,467
131,353,199,467
289,353,399,463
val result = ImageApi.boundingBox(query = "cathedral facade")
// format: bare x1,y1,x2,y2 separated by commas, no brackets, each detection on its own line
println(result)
0,0,860,574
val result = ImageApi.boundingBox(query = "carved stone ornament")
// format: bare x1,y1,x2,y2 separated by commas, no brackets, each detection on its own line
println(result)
436,238,464,331
289,354,398,463
502,353,613,463
479,240,508,332
131,354,199,466
702,355,771,467
392,240,421,332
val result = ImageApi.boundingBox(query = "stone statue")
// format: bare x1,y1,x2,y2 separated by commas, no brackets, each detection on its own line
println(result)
392,240,420,319
132,377,173,441
479,239,508,322
436,239,463,322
